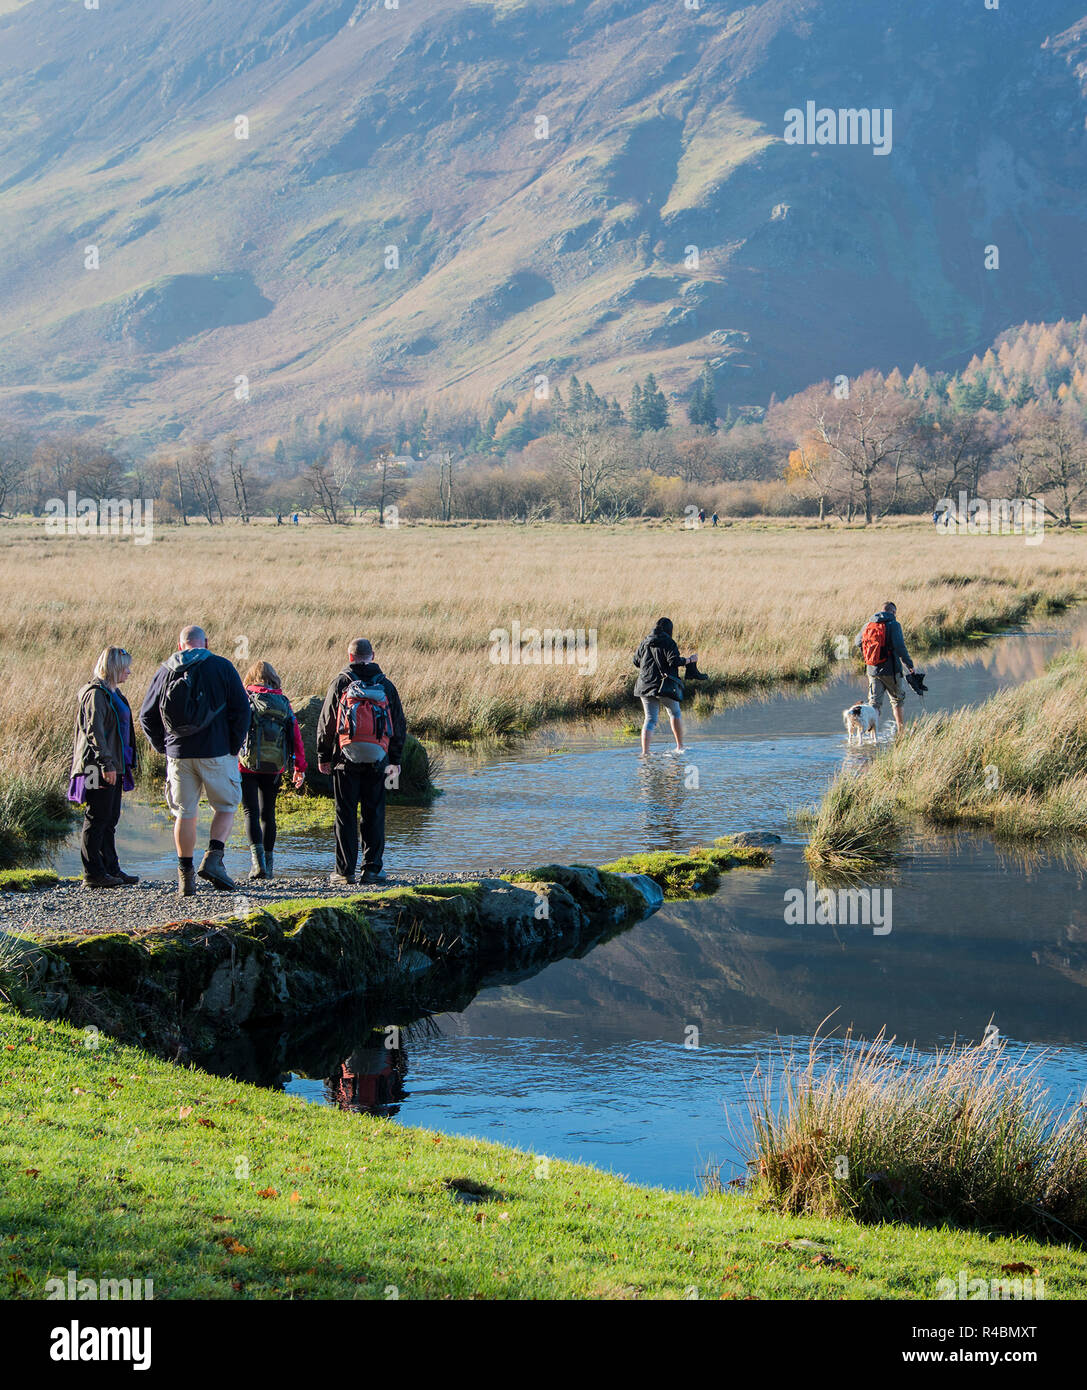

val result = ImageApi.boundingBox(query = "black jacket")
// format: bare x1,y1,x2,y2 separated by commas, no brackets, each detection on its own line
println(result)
633,628,684,698
139,649,251,759
316,662,407,767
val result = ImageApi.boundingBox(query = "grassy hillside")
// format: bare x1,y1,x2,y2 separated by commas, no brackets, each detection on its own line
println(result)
0,0,1085,445
3,1009,1086,1299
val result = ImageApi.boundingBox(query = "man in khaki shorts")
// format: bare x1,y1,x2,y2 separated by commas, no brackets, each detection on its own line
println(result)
139,625,251,897
854,600,916,734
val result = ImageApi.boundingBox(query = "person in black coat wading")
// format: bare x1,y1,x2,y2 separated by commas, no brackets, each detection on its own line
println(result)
316,638,407,886
632,617,699,757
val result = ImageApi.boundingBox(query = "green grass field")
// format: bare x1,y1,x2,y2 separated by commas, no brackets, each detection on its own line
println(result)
2,1010,1085,1300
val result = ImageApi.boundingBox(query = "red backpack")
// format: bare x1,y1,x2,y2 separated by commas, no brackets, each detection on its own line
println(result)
336,679,391,764
861,618,891,667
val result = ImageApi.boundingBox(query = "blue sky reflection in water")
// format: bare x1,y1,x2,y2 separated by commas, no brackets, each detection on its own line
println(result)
286,837,1087,1190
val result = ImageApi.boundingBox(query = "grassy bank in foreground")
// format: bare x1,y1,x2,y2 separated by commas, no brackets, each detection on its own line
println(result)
806,649,1087,875
2,1011,1086,1300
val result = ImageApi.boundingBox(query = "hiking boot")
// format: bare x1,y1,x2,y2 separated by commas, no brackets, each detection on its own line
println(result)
329,871,356,886
248,846,268,881
265,851,274,879
110,869,139,885
197,848,237,892
177,864,197,898
361,869,387,885
83,874,123,889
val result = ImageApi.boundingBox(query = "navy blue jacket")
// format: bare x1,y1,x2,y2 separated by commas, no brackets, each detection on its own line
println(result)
139,649,251,759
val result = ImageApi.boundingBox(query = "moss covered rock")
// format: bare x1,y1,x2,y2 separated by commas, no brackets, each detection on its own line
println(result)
600,837,773,900
292,694,439,804
11,840,770,1055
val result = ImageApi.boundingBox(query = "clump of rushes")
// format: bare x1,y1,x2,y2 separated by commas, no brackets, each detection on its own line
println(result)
738,1031,1087,1242
0,746,74,869
802,778,903,879
806,649,1087,869
600,836,772,898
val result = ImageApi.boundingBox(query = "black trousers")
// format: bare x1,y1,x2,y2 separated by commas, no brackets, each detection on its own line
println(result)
241,771,281,851
332,763,386,875
80,779,123,878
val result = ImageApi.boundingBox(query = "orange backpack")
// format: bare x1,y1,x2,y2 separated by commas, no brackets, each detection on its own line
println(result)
861,619,891,667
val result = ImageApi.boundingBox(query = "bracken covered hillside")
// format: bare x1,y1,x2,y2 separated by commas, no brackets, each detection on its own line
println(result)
0,0,1085,445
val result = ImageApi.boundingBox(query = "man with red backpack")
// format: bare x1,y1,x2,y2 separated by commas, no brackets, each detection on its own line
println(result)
854,601,916,733
316,638,407,885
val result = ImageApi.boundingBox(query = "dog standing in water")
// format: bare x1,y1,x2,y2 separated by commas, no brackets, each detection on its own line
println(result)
843,702,879,745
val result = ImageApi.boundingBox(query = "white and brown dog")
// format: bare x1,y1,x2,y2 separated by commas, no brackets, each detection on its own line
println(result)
843,702,879,745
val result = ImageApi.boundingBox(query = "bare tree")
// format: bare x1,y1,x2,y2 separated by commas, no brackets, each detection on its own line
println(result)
328,440,360,516
187,441,224,524
0,427,31,515
173,453,189,525
674,437,717,485
224,436,252,523
909,405,996,508
304,456,344,523
797,373,919,523
785,429,851,521
553,421,631,523
1021,404,1087,526
363,446,408,525
437,448,455,522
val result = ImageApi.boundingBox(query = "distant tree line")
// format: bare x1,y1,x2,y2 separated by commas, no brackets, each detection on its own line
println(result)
2,317,1086,526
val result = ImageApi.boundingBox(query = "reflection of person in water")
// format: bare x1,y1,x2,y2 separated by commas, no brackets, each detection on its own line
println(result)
637,751,692,845
325,1030,407,1114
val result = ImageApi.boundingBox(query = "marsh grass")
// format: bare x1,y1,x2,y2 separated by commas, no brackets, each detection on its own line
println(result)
1,519,1079,758
802,779,904,879
807,649,1087,869
0,520,1081,866
739,1031,1087,1242
0,740,74,868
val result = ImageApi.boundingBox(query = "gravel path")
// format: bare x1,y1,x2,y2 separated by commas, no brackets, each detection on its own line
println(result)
0,869,505,943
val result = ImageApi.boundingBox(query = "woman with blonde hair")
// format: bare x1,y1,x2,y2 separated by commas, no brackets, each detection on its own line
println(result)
68,646,139,888
238,659,307,879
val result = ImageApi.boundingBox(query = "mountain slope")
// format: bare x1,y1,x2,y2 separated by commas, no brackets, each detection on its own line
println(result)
0,0,1085,446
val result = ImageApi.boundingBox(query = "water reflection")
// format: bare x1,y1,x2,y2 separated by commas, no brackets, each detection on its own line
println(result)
636,756,693,846
190,834,1087,1191
323,1029,408,1115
